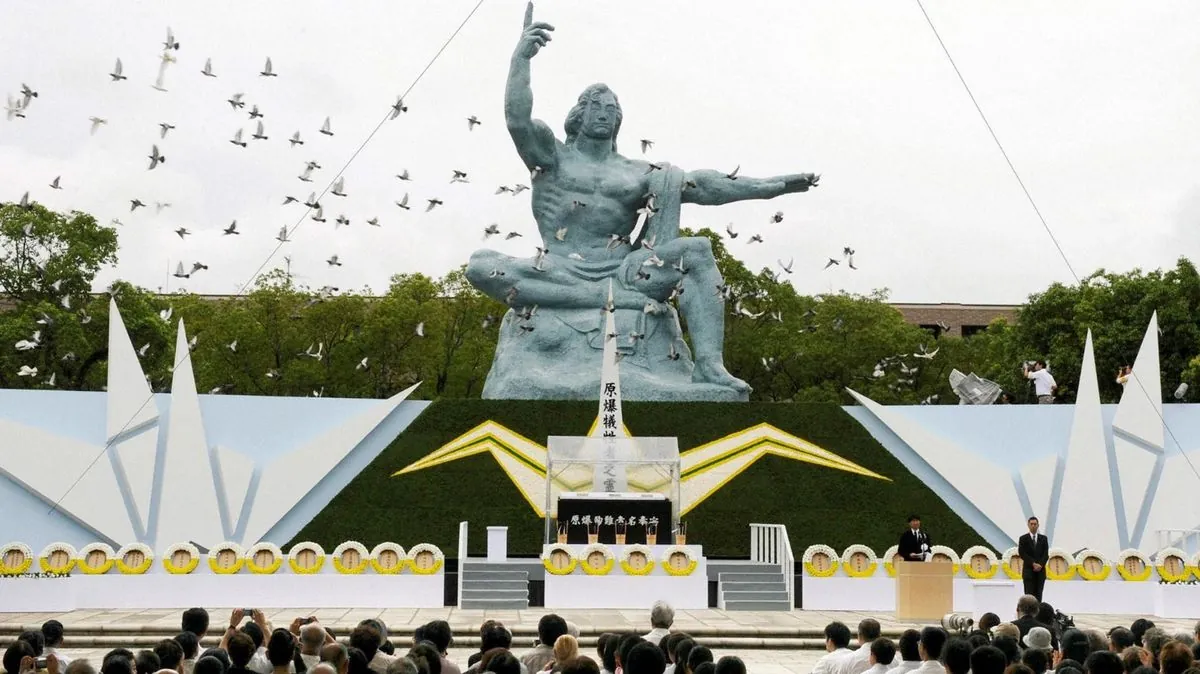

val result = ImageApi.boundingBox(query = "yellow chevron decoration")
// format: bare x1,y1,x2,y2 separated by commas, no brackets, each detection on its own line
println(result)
394,417,889,516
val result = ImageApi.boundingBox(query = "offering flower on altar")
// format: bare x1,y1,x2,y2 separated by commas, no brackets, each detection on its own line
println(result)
615,519,627,545
587,519,600,544
675,521,687,545
557,522,569,544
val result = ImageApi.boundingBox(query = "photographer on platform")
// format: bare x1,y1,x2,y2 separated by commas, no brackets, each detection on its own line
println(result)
1023,361,1057,404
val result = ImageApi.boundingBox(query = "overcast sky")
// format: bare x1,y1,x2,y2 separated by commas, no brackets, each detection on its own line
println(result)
2,1,1198,304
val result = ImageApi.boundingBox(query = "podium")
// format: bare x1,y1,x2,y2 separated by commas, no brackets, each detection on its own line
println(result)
896,561,954,621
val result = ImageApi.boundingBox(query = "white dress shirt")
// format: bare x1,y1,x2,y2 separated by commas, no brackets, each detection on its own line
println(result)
301,654,321,671
863,664,892,674
369,652,397,674
887,661,921,674
45,648,71,670
834,644,872,674
645,628,671,645
912,661,945,674
813,648,853,674
1027,369,1056,396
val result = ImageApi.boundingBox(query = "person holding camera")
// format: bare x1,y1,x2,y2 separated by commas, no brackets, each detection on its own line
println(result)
1023,361,1057,404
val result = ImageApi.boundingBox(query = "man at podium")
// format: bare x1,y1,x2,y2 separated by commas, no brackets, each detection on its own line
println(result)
898,515,931,561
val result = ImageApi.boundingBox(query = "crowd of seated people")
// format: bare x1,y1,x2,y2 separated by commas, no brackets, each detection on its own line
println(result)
3,597,1199,674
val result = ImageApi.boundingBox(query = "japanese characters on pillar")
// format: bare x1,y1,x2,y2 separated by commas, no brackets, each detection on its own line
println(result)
590,281,629,492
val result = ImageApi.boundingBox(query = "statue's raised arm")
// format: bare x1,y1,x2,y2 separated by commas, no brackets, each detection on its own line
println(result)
505,3,558,172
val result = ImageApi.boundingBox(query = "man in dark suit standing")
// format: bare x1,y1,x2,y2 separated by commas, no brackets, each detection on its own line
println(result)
1018,516,1049,600
898,514,931,561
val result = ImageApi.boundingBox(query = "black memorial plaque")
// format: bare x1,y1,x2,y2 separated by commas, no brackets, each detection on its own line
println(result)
556,496,674,544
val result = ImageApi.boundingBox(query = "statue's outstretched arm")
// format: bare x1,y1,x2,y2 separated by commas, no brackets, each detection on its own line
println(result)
681,169,820,206
505,3,557,171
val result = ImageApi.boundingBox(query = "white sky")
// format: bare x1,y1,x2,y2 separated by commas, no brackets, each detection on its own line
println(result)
2,0,1198,303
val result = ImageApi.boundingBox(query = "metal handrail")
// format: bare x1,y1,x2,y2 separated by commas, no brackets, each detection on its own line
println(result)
456,521,468,608
1157,528,1200,554
749,522,795,608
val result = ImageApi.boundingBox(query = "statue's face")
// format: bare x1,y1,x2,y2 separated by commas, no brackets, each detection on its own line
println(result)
581,91,619,140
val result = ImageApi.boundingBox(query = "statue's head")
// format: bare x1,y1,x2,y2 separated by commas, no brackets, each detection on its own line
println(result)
564,83,622,151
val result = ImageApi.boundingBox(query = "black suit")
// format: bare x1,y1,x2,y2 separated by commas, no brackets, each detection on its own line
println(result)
898,528,931,561
1012,616,1058,650
1019,532,1049,600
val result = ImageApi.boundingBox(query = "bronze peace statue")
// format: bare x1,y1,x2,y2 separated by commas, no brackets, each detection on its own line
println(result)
465,3,819,402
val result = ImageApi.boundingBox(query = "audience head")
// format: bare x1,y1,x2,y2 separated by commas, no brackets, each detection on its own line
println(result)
312,665,338,674
174,632,199,661
1017,595,1040,618
1085,630,1108,655
968,633,990,651
555,635,580,664
869,638,896,667
347,647,370,674
477,648,506,674
193,656,226,674
858,619,882,645
267,629,295,667
664,634,689,666
560,657,601,674
1109,628,1135,653
153,638,185,671
483,651,520,674
182,609,211,639
19,630,46,656
1035,603,1056,628
350,624,383,662
228,633,257,669
301,624,327,652
618,635,646,671
241,623,265,651
979,613,1002,635
693,665,714,674
1023,627,1053,652
1004,666,1035,674
101,656,135,674
1061,630,1092,665
67,661,98,674
1142,628,1169,663
714,656,745,674
1084,651,1124,674
42,620,66,648
993,624,1020,641
1130,620,1156,647
971,646,1008,674
651,601,675,630
104,650,136,669
625,642,666,674
538,615,570,648
943,638,972,674
1021,647,1048,674
481,623,513,653
407,642,442,674
686,646,713,674
600,634,620,673
824,622,852,651
1120,647,1149,674
198,649,231,672
135,650,163,674
897,630,921,663
919,627,948,662
412,626,426,648
992,636,1020,665
1129,667,1156,674
1160,642,1196,674
423,621,453,655
386,658,420,674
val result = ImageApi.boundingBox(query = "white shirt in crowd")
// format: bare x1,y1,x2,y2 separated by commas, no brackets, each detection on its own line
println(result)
301,654,321,671
862,664,891,674
812,648,853,674
645,627,671,645
45,648,71,670
911,661,944,674
833,644,872,674
1027,369,1056,396
887,660,920,674
369,652,397,674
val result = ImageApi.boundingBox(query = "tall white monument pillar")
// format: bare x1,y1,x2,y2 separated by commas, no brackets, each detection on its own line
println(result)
590,281,629,492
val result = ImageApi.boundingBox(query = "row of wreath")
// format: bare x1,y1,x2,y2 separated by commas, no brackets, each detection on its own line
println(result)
802,544,1200,582
541,543,699,576
0,541,444,576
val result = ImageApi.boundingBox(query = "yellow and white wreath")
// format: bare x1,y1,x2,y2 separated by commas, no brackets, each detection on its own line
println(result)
287,542,326,574
1,542,34,574
39,542,77,575
929,545,961,573
407,543,445,575
580,544,615,575
1191,551,1200,581
369,543,407,574
1154,547,1190,582
620,544,655,576
542,544,578,575
332,541,370,574
1045,548,1077,581
245,542,283,574
1001,547,1022,579
882,545,901,577
1075,549,1111,581
1115,549,1152,581
162,542,200,574
802,544,839,577
841,545,878,578
208,542,245,574
962,546,999,580
77,543,116,575
660,545,698,576
115,542,154,574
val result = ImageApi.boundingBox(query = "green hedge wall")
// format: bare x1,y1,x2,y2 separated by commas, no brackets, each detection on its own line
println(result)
289,400,987,557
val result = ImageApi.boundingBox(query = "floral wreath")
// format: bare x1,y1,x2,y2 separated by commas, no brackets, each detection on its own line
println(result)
0,542,34,575
580,544,615,576
245,542,284,574
288,542,326,574
369,543,407,574
77,543,116,575
1045,548,1077,581
840,545,878,578
542,544,578,576
1000,547,1022,579
1074,549,1111,581
802,544,839,578
332,541,370,574
1154,547,1190,582
659,545,698,576
882,545,901,577
208,542,245,574
407,543,445,575
1115,549,1152,581
39,542,77,575
961,546,999,580
620,544,655,576
1191,551,1200,581
115,543,154,574
162,542,200,574
929,545,961,573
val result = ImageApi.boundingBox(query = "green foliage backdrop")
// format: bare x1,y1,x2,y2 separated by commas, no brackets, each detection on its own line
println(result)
289,399,987,557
